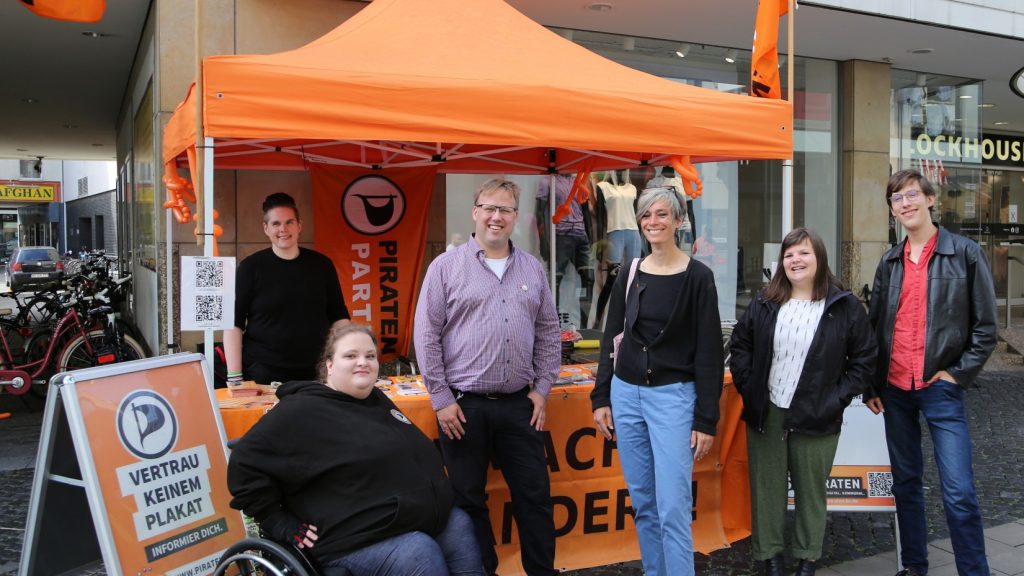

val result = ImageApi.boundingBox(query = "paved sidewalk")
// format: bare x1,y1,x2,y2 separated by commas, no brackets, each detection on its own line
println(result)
823,520,1024,576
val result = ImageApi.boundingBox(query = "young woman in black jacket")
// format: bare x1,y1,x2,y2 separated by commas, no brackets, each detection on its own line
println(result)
228,324,484,576
729,228,876,576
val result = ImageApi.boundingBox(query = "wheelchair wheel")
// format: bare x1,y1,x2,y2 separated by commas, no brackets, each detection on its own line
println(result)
213,537,315,576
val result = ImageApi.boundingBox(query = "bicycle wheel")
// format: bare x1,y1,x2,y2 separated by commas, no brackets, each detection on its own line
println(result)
57,329,147,372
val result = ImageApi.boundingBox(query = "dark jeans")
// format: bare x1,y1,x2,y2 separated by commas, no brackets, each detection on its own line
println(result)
321,507,484,576
555,234,591,326
882,381,989,576
439,388,557,576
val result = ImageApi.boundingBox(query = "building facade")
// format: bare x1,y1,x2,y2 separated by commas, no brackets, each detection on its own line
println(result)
115,0,1024,355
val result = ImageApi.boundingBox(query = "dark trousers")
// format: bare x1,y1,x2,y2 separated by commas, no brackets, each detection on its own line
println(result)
438,389,557,576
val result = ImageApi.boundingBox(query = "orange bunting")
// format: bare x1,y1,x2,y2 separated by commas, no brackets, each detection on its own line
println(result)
669,156,704,199
192,211,224,257
18,0,105,23
162,164,194,225
751,0,791,99
552,159,597,225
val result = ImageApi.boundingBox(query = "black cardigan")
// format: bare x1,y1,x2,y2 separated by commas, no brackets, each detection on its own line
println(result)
591,257,724,435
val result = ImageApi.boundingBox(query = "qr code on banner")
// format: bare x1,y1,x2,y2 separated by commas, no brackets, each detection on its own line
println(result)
195,259,224,288
867,471,893,498
195,295,223,323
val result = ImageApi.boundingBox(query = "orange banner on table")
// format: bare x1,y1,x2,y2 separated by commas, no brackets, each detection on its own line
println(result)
751,0,791,99
75,359,246,576
311,166,437,360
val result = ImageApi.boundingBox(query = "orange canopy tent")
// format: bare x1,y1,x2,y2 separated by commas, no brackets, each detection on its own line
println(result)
162,0,792,176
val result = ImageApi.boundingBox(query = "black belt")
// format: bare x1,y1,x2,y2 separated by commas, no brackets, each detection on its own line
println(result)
453,386,529,400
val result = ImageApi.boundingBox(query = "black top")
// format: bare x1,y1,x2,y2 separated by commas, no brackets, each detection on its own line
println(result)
633,270,685,343
234,248,348,381
592,257,724,435
227,382,453,561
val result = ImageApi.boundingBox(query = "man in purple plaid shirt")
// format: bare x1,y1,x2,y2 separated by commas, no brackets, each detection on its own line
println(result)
414,178,561,576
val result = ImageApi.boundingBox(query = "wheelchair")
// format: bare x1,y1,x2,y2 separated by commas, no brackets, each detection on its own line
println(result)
213,536,326,576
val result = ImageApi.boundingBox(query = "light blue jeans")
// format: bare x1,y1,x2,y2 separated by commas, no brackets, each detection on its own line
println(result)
611,375,697,576
607,229,642,265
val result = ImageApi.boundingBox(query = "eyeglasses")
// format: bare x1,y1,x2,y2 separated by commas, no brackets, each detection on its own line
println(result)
890,189,922,205
475,204,518,216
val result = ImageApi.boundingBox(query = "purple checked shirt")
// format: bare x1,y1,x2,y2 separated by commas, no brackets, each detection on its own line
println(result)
413,235,561,411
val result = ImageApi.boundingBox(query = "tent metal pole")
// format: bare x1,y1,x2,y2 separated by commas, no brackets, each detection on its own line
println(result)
781,0,796,236
549,174,557,310
166,207,174,353
203,137,215,382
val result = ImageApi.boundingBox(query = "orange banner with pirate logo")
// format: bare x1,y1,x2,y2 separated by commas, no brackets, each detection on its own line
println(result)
311,166,437,360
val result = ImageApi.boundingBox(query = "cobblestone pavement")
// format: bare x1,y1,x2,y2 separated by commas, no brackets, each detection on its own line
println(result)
1,370,1021,575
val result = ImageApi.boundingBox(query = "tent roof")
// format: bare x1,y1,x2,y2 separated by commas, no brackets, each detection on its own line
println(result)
162,0,792,174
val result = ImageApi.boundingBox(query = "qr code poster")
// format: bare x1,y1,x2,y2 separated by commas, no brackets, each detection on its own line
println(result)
181,256,235,330
786,395,895,512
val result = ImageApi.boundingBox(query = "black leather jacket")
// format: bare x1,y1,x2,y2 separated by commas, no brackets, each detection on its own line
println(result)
729,286,876,436
866,226,997,396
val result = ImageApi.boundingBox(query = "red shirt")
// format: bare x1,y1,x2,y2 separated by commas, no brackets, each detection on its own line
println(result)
887,231,939,390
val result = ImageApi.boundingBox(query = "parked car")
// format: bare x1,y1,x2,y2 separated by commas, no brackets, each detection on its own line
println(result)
5,246,64,292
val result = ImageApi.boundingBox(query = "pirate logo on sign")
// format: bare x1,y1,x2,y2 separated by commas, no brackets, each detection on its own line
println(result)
341,175,407,235
116,390,179,459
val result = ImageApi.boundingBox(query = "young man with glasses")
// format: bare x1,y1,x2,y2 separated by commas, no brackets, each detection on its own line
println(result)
414,178,560,576
865,169,997,576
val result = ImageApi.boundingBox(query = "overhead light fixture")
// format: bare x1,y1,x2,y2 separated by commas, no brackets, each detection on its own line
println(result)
622,37,635,51
908,48,934,55
675,43,690,58
16,148,28,152
81,31,109,39
915,73,927,87
958,94,973,99
586,2,613,11
978,103,996,108
725,49,738,63
20,97,39,104
994,121,1009,126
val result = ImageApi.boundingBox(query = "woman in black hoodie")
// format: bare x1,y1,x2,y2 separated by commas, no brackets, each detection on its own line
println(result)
730,228,876,576
228,324,483,576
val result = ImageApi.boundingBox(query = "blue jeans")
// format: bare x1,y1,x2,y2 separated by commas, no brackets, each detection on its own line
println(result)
611,375,697,576
607,229,642,265
321,507,484,576
882,381,989,576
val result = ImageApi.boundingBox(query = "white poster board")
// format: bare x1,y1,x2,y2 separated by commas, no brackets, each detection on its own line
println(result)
181,256,235,330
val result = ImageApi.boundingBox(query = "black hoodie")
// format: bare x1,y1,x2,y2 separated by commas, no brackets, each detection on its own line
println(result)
227,380,453,561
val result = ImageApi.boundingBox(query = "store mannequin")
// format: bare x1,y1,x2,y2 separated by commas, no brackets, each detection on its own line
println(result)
594,170,641,328
595,169,641,265
537,174,592,327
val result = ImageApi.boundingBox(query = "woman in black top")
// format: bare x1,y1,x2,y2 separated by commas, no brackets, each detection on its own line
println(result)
228,324,484,576
591,187,724,576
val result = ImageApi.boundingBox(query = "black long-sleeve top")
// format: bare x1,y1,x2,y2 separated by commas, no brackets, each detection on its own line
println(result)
591,257,724,435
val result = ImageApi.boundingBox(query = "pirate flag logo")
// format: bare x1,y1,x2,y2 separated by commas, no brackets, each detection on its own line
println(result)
116,390,179,459
341,175,407,235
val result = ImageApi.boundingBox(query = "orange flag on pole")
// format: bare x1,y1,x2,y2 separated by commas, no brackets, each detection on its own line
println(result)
750,0,791,99
18,0,105,23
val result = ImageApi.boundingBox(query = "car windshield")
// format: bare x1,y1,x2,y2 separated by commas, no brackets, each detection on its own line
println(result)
19,249,57,261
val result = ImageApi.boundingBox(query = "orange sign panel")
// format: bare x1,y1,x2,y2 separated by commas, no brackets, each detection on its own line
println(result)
72,358,246,575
